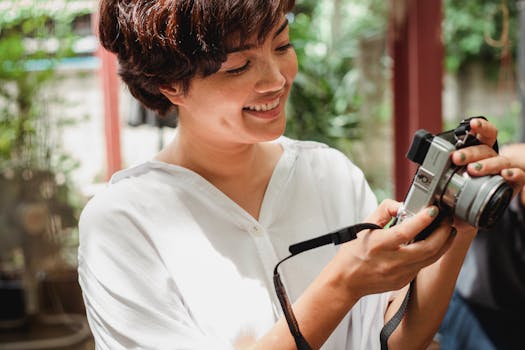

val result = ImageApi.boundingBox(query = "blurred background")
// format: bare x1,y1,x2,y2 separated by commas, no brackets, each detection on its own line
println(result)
0,0,523,349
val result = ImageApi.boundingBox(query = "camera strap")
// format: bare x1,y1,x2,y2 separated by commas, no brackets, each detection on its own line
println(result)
450,116,499,152
273,223,381,350
273,223,420,350
379,281,412,350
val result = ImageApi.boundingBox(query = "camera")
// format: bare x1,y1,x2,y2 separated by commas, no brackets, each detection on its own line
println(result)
396,118,513,241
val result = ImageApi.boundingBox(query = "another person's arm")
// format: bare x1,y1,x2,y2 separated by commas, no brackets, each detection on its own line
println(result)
386,119,525,349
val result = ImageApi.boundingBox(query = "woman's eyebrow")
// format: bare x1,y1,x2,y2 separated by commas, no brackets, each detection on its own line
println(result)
274,19,289,38
226,19,289,54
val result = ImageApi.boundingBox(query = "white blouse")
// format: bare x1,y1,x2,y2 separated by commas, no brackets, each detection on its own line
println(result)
78,138,391,350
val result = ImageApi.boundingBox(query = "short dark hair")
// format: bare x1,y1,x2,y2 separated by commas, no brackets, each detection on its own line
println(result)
98,0,295,115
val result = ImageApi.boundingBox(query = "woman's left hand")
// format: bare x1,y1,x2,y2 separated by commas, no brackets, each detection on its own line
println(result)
449,118,525,230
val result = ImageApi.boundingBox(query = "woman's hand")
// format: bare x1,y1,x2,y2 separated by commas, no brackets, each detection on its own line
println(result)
450,118,525,229
333,118,525,301
331,200,455,301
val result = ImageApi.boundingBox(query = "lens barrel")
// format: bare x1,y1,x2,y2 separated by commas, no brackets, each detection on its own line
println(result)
478,182,513,227
441,170,512,228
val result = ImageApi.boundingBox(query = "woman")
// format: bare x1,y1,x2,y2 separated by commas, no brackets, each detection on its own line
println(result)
78,1,525,349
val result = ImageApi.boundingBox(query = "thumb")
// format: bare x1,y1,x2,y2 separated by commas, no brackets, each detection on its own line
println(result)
365,199,402,227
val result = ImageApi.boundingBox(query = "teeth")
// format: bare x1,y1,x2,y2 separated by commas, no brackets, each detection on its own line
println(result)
245,98,279,112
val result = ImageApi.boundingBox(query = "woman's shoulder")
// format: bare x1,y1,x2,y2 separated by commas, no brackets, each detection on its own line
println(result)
79,161,182,227
84,162,159,202
78,161,198,266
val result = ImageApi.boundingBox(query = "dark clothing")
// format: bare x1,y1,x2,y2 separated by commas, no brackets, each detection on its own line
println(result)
440,291,523,350
439,196,525,350
486,196,525,312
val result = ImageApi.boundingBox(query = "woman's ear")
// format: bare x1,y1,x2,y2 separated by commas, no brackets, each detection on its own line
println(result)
159,84,185,106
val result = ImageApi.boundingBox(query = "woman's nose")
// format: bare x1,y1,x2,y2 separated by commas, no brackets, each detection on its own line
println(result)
254,59,286,94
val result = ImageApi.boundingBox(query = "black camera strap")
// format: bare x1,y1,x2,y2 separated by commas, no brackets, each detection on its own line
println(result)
446,116,499,152
379,282,412,350
273,223,381,350
273,223,417,350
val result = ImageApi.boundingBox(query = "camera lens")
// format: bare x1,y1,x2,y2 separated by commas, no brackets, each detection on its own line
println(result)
478,182,513,228
444,170,513,228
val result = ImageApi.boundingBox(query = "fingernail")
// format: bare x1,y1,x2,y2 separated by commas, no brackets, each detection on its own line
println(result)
473,162,482,171
450,227,457,237
459,152,466,162
428,207,438,217
506,169,514,177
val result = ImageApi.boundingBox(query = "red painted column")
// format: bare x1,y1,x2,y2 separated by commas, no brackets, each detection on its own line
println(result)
99,49,122,180
93,12,122,180
390,0,444,200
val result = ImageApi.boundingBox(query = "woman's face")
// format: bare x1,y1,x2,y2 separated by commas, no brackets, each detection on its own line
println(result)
172,16,298,146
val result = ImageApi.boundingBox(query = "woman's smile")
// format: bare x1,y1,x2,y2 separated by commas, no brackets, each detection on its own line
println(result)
243,97,282,119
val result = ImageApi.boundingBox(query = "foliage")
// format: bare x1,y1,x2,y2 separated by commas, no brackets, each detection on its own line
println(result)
287,0,391,197
443,0,518,74
286,4,357,145
0,1,89,168
0,1,89,274
286,0,388,142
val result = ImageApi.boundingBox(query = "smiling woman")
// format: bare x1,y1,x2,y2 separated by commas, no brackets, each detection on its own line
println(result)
77,1,525,350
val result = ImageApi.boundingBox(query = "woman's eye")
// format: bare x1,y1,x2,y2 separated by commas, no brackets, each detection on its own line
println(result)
225,61,251,75
276,43,293,52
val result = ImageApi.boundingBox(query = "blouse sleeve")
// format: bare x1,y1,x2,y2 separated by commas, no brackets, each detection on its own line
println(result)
77,196,234,350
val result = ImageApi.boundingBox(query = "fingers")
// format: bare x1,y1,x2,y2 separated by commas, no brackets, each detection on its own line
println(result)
451,143,511,176
450,118,497,165
450,118,512,177
365,199,402,227
467,155,510,176
404,218,456,266
365,207,456,274
500,144,525,170
500,144,525,196
342,205,456,296
452,144,497,166
501,167,525,196
468,117,498,147
386,206,440,247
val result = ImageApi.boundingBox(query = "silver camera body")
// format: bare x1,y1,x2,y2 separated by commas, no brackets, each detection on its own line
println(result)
397,122,512,240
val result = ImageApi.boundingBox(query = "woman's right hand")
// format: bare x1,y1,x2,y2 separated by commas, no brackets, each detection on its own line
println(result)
330,199,456,302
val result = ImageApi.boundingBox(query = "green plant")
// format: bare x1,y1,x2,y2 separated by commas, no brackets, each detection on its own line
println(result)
286,8,359,146
443,0,518,75
0,1,89,314
287,0,388,144
0,2,87,167
287,0,391,198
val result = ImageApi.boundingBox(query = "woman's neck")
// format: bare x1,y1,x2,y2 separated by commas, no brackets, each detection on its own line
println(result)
155,128,283,220
157,131,272,181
